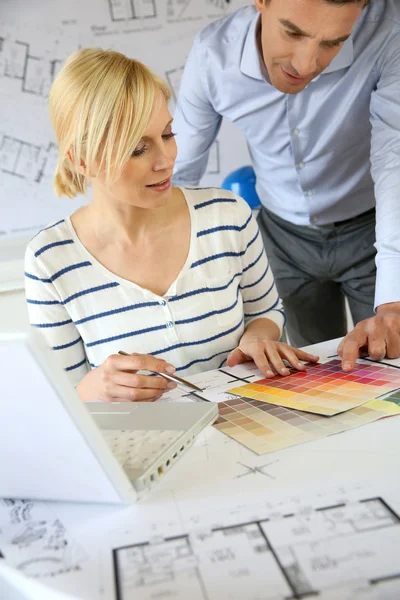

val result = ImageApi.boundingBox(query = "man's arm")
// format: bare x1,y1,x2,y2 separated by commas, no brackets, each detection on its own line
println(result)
173,34,223,186
338,33,400,369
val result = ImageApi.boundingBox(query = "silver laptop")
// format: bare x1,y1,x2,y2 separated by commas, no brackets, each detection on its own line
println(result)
0,329,217,504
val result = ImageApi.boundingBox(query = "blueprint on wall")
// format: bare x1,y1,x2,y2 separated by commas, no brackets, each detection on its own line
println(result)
0,0,250,240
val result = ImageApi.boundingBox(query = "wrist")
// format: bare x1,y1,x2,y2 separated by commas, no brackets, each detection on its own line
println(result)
243,318,280,342
76,368,102,402
240,333,268,343
376,302,400,317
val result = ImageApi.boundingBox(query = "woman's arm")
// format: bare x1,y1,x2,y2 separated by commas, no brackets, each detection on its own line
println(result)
236,203,285,336
25,246,89,387
25,247,178,401
227,199,318,375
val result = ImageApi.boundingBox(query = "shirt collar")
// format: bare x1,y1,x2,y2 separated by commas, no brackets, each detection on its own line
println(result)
240,12,354,83
240,13,265,81
312,36,354,81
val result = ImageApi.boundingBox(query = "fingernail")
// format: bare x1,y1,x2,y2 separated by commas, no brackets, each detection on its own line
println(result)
266,370,274,377
297,362,303,367
165,365,176,374
281,368,290,375
343,362,351,370
167,381,177,389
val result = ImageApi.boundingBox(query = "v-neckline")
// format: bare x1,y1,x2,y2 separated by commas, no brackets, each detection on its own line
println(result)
65,187,196,299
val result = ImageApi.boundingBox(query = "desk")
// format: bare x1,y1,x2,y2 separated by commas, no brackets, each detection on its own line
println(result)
0,293,400,599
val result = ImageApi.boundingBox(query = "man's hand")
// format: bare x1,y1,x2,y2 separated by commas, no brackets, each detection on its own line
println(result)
338,307,400,371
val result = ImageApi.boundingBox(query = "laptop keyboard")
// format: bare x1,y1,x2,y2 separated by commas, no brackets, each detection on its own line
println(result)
102,429,184,471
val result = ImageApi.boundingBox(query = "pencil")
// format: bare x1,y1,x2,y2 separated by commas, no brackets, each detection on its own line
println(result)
117,351,203,392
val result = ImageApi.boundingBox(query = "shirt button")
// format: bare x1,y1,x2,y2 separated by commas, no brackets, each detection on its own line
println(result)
166,321,174,328
312,216,318,224
293,129,300,136
298,162,305,169
306,190,313,196
159,299,166,306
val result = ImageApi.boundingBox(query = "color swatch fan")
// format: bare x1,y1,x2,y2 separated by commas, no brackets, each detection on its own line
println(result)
214,389,400,455
228,359,400,416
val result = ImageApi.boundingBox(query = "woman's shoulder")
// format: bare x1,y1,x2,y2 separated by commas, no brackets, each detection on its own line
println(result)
25,217,71,256
180,186,251,220
25,217,77,275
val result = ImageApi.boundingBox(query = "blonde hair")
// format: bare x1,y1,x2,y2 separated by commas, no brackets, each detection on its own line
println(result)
49,48,171,198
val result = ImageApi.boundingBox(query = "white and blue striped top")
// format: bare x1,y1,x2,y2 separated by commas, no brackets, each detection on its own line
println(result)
25,187,284,387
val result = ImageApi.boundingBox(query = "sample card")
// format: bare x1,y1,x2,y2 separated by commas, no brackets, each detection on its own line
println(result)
213,388,400,455
228,359,400,416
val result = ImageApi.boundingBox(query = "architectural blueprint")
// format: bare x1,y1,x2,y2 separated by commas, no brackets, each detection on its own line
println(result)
0,499,88,579
1,482,400,599
0,0,250,240
113,496,400,600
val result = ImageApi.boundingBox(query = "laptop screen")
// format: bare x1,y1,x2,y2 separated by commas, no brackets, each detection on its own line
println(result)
0,334,132,503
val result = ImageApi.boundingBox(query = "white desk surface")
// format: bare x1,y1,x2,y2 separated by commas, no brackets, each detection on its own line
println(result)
0,290,400,599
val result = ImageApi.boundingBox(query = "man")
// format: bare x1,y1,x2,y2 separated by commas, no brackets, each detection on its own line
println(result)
173,0,400,370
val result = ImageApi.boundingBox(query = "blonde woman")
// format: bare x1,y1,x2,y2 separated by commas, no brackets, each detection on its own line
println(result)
25,48,318,403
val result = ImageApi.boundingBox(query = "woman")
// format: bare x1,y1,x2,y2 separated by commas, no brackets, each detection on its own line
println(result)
25,48,318,402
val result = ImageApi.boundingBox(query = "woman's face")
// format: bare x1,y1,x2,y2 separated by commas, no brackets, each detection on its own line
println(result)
93,94,178,209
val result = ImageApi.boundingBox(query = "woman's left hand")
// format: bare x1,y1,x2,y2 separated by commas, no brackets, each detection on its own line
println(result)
227,338,319,377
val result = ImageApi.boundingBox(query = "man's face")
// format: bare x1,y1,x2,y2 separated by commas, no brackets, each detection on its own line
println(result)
255,0,363,94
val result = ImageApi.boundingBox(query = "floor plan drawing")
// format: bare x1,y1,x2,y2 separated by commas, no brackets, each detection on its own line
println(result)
0,38,60,97
166,0,232,22
113,497,400,600
0,136,57,184
108,0,157,21
0,135,41,181
0,499,88,580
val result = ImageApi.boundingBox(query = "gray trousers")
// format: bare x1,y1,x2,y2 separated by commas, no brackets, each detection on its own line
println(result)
257,207,377,347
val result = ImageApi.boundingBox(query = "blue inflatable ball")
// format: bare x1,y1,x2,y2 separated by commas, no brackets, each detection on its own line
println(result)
221,166,261,209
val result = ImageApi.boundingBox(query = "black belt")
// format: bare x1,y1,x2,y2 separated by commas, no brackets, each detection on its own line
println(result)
332,206,375,227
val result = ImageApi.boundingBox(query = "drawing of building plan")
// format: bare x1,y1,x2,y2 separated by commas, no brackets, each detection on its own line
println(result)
166,0,233,21
113,497,400,599
1,481,400,599
0,499,88,579
108,0,157,21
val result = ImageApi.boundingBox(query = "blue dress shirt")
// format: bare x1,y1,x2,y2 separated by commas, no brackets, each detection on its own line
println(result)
173,1,400,309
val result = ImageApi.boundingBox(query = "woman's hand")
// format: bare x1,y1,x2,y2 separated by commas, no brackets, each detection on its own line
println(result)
227,337,319,377
77,352,177,402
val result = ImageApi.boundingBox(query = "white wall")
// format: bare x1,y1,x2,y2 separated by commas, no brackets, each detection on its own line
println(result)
0,0,251,289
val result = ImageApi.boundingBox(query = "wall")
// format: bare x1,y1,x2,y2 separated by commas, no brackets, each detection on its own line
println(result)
0,0,251,288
